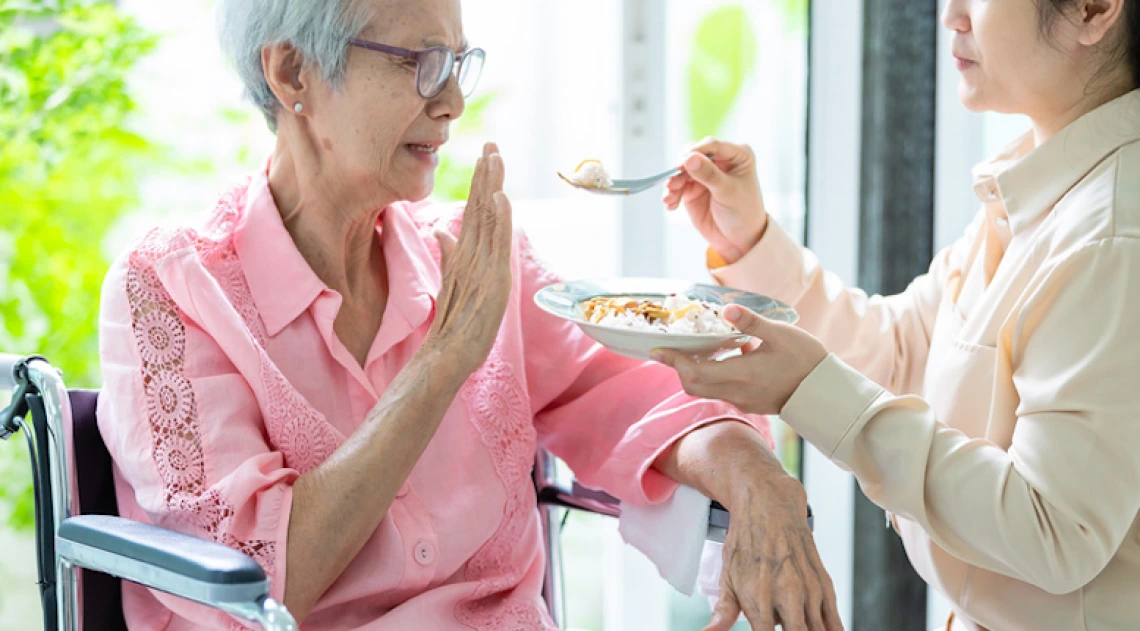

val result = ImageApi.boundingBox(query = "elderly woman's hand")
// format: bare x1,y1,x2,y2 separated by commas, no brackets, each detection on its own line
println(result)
425,142,514,376
663,138,769,265
651,305,829,416
652,307,842,630
711,475,843,631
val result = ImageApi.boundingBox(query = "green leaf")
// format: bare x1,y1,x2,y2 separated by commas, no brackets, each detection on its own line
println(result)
0,0,158,532
686,4,757,141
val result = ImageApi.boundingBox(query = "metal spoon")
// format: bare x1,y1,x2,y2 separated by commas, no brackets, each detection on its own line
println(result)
557,166,682,196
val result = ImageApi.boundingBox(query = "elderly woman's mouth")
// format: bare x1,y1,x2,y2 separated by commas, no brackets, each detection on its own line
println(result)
405,143,441,166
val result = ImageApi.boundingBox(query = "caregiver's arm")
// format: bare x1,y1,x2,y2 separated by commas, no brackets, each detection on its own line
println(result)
663,238,1140,595
666,138,983,395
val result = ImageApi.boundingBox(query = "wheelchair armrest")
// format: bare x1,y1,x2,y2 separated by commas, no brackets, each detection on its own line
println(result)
56,515,275,610
537,480,812,542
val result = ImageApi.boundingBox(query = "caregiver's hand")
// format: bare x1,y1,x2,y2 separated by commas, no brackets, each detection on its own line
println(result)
662,138,768,265
651,305,828,416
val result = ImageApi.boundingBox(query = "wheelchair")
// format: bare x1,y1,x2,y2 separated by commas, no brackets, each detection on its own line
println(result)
1,353,755,630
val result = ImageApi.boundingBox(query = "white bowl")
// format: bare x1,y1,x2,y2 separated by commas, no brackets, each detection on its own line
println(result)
533,278,798,361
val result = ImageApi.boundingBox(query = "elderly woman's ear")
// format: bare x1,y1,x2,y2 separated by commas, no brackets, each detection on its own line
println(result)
262,43,312,119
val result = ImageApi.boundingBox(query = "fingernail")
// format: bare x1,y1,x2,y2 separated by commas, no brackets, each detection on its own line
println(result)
684,154,701,171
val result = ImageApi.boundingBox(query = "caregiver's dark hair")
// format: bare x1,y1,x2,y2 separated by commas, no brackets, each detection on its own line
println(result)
1037,0,1140,90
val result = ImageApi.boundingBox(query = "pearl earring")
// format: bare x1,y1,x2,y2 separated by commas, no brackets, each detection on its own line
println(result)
293,102,303,113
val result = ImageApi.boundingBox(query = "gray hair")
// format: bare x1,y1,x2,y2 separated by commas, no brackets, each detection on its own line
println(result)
216,0,372,131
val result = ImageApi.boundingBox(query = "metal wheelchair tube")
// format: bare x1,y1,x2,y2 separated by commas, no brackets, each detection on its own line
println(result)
219,598,299,631
23,357,79,631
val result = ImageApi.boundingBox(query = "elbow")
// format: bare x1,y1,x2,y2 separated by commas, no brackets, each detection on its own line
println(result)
1033,562,1104,596
1024,542,1113,596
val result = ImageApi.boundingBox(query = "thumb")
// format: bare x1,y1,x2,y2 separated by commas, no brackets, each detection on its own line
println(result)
702,588,742,631
723,304,780,339
434,227,458,273
682,152,725,189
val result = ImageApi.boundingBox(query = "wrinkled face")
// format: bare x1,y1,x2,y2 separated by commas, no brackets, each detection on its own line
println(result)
941,0,1088,117
305,0,467,204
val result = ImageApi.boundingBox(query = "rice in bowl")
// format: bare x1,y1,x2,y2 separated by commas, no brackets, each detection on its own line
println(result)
580,294,737,335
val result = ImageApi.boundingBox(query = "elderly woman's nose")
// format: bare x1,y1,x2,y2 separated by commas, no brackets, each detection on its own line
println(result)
941,0,970,32
428,76,466,121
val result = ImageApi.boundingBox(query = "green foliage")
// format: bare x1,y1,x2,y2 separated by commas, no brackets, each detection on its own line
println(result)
685,0,807,142
0,0,157,530
773,0,809,36
432,91,497,202
686,4,757,142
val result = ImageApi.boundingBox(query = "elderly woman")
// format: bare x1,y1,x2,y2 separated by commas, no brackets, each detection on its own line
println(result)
657,0,1140,630
95,0,840,630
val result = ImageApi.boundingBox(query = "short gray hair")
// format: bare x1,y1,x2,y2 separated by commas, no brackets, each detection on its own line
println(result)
216,0,372,131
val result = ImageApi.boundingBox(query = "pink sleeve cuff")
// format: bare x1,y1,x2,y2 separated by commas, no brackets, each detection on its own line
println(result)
600,399,755,506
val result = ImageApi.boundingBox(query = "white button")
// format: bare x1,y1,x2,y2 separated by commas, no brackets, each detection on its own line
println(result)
414,541,435,565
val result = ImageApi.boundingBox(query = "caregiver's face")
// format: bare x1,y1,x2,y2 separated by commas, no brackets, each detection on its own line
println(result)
941,0,1084,119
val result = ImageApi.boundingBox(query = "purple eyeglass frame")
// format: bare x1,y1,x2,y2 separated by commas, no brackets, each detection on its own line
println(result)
348,38,485,99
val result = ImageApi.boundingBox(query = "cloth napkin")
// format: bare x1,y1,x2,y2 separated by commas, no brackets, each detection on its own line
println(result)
617,484,721,596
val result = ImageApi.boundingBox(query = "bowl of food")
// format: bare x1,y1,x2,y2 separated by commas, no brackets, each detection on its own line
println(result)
534,278,798,360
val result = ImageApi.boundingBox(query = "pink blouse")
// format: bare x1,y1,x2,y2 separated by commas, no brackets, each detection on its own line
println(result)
96,164,765,630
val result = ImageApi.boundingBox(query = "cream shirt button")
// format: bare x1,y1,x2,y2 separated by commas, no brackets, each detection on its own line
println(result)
414,541,436,565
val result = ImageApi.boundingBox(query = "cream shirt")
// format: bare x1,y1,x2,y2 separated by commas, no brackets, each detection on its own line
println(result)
714,89,1140,631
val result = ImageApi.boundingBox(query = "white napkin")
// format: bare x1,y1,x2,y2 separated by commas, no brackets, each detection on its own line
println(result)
617,484,714,595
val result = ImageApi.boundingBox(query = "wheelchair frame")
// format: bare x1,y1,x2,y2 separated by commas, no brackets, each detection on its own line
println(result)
1,353,773,630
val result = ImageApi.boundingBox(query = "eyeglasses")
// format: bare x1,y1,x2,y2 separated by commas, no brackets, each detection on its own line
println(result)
348,39,486,99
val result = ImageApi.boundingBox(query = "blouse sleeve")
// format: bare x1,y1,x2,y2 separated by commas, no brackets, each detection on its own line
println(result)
97,250,296,627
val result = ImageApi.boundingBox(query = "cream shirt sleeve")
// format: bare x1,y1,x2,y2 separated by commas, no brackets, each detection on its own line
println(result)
783,237,1140,595
712,212,984,395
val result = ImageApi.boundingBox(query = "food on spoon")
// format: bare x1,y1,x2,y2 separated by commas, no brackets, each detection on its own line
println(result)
580,294,737,335
563,159,613,189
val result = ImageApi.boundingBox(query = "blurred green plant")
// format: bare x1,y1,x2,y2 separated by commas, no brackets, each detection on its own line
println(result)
686,0,807,142
433,90,497,202
774,0,809,36
0,0,157,530
687,4,757,141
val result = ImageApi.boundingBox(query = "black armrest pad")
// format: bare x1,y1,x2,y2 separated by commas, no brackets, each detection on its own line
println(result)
58,515,266,585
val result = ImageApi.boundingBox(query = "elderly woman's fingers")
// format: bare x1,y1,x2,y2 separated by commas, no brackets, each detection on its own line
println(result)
773,564,809,631
458,157,488,243
701,588,744,631
737,598,777,631
491,191,514,260
486,153,506,199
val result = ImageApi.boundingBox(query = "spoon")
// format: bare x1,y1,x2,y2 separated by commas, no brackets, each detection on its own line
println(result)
558,163,682,196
